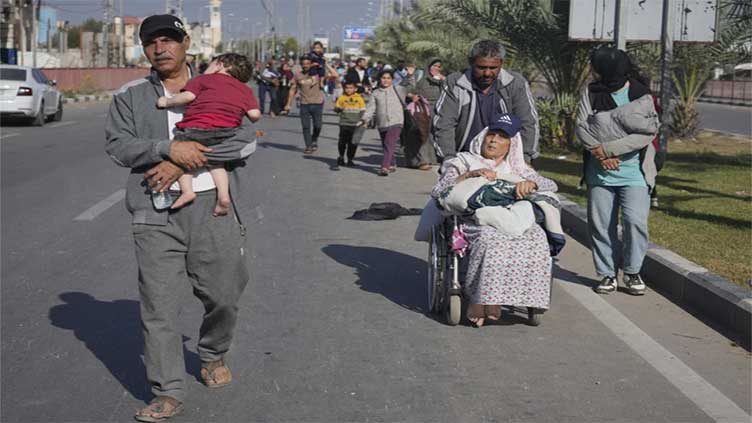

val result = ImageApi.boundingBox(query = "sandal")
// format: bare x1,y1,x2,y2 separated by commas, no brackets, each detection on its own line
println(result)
134,396,183,422
467,304,486,328
200,358,232,389
303,147,313,154
376,168,389,176
388,166,397,173
485,305,502,321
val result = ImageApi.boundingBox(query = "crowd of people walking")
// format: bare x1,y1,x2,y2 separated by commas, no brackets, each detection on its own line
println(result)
106,14,660,420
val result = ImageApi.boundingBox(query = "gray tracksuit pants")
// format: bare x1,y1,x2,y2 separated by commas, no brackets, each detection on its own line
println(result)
132,191,249,402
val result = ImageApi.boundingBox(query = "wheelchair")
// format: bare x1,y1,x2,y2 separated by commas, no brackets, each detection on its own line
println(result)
427,215,549,326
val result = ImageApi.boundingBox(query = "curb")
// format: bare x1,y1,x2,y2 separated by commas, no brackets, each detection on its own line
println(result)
558,195,752,349
698,97,751,107
62,94,112,104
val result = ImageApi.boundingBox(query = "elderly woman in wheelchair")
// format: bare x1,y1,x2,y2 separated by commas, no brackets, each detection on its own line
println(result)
422,113,564,327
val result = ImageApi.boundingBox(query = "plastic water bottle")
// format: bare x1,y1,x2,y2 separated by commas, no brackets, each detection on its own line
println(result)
151,190,174,210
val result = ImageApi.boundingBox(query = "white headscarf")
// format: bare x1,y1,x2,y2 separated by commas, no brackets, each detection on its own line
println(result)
441,127,530,177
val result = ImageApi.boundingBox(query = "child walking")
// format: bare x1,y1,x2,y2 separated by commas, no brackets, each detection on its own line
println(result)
157,53,261,216
333,80,366,169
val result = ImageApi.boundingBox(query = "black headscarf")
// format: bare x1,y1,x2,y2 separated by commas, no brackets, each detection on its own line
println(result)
587,47,651,112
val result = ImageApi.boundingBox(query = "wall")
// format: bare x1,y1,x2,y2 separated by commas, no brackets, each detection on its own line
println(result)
41,67,150,92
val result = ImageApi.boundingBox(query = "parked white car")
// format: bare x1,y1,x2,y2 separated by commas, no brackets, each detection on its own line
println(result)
0,65,63,126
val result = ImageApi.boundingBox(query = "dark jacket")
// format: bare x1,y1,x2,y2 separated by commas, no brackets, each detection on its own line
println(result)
309,51,326,77
345,67,370,93
415,58,444,105
105,67,257,226
432,68,539,162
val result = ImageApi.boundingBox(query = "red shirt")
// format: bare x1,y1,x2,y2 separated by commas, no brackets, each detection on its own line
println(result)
176,73,258,129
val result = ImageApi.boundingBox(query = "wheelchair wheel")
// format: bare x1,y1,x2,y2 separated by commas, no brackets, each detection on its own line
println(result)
527,307,543,326
446,295,462,326
427,226,445,313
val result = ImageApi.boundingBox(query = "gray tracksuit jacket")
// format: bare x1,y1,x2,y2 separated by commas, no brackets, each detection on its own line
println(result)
361,75,416,130
105,67,257,226
432,68,539,162
576,89,659,191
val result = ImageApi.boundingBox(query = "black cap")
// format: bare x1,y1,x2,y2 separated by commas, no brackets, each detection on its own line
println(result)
139,14,187,43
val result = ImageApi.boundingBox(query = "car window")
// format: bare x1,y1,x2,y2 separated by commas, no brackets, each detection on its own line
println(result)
32,69,47,83
0,68,27,81
37,69,51,83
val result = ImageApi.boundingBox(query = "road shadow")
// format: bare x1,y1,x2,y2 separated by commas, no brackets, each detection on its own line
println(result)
302,154,385,174
48,292,202,402
322,244,427,315
553,261,599,288
259,141,305,153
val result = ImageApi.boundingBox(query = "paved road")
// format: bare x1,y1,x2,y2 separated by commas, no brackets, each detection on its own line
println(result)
697,102,751,136
1,102,750,423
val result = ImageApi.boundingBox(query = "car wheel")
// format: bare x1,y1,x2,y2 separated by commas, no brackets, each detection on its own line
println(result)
31,101,45,126
52,99,63,122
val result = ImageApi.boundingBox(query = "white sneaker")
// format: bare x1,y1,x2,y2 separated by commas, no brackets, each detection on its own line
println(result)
624,273,646,295
594,276,617,294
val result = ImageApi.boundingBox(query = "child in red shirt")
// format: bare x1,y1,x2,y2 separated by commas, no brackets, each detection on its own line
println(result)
157,53,261,216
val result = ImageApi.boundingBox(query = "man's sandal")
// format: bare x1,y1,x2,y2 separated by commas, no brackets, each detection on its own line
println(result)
200,358,232,389
134,396,183,422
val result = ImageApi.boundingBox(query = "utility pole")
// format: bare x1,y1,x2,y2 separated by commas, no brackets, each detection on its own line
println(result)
32,0,39,67
118,0,124,66
658,0,675,155
103,0,114,67
614,0,628,50
260,0,274,59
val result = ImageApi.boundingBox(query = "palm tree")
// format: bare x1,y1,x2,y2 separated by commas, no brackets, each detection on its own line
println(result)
363,0,490,73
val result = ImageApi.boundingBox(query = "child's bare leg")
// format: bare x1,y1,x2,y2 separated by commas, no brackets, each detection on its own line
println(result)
209,166,231,216
171,174,197,209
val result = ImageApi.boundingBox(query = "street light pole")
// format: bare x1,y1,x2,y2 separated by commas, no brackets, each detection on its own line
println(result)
119,0,124,67
658,0,675,155
614,0,629,50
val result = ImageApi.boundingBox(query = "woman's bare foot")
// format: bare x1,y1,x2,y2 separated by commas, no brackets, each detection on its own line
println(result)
485,305,502,320
170,192,196,209
213,198,231,216
468,304,486,327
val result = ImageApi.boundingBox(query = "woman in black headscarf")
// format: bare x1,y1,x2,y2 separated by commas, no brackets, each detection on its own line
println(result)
576,47,659,297
403,58,444,170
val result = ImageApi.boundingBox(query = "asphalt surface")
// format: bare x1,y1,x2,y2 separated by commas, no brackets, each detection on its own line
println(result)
1,101,750,423
696,102,751,136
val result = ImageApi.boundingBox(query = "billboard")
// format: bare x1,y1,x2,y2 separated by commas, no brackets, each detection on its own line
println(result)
568,0,718,42
343,26,375,42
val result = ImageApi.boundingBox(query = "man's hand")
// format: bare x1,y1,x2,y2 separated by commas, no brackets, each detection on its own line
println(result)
145,161,184,192
600,157,621,171
515,180,538,199
169,140,211,170
589,144,607,160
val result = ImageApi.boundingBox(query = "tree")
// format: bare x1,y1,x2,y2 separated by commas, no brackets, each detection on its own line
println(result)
67,18,103,49
667,0,752,138
280,37,299,57
363,0,492,73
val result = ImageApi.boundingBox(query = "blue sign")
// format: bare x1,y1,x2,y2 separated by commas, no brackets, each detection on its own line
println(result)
343,26,374,42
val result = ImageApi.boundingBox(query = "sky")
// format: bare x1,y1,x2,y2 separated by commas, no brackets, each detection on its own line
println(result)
46,0,385,46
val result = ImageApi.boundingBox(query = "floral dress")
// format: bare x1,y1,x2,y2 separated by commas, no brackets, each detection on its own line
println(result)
431,167,557,309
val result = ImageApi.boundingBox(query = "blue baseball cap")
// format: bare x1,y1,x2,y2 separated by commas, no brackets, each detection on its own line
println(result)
487,113,521,137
